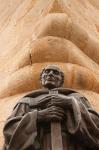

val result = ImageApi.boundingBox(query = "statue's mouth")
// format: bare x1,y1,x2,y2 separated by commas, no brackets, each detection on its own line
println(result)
46,76,55,81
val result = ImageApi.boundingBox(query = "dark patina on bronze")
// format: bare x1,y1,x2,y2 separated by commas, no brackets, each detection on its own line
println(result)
3,65,99,150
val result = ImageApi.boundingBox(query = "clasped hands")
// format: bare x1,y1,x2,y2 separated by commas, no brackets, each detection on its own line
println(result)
37,94,72,123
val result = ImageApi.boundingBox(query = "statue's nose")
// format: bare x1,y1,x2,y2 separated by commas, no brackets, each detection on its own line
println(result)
48,70,53,76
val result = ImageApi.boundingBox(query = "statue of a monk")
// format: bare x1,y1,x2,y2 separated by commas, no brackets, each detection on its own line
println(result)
3,65,99,150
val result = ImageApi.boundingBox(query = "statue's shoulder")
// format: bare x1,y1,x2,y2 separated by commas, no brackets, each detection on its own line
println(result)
56,87,89,100
24,89,49,98
54,87,78,95
14,89,49,109
56,88,91,108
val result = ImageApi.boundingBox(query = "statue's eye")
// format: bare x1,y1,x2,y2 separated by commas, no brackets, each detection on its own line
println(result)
53,70,59,75
45,69,50,73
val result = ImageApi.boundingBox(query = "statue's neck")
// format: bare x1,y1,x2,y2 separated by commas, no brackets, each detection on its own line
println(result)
43,87,56,91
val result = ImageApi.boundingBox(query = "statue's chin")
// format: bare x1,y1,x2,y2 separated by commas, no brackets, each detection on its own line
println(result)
43,82,57,89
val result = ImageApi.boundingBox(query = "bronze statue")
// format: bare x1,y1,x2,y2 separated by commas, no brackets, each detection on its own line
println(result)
3,65,99,150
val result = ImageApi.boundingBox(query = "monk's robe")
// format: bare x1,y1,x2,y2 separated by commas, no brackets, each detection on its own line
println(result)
3,88,99,150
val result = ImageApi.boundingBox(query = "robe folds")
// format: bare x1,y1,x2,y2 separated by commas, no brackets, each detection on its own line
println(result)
3,88,99,150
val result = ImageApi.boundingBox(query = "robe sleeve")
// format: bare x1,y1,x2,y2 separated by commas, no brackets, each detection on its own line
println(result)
65,93,99,149
3,102,38,150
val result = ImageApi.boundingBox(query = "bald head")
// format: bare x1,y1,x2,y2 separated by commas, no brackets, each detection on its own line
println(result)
40,65,64,89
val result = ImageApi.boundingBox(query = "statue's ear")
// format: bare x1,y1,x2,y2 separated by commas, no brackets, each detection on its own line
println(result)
40,68,45,81
60,71,64,86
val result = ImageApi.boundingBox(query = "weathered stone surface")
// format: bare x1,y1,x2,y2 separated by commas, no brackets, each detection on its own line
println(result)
0,0,99,147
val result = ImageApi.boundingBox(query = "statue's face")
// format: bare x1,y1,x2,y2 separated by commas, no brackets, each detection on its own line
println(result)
41,65,63,89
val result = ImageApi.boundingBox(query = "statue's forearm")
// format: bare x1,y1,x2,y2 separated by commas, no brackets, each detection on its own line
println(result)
3,105,38,150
